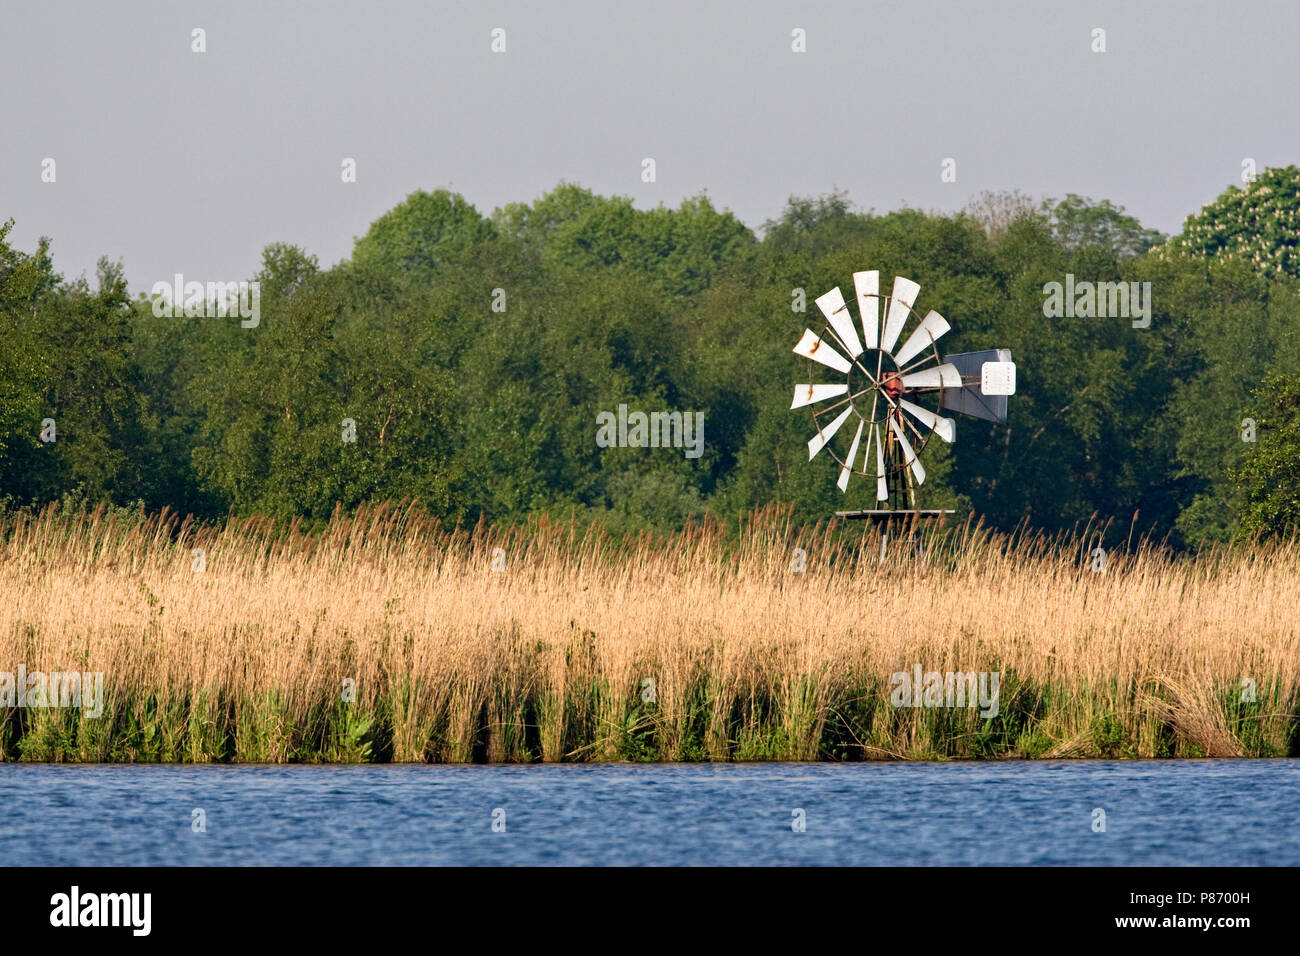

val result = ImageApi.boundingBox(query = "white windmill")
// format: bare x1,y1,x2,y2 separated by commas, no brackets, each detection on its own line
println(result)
791,269,1016,521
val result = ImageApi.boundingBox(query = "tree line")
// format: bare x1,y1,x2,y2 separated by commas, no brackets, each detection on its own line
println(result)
2,167,1299,546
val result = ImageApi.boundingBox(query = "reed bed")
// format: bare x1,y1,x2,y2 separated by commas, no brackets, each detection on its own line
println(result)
1,501,1296,762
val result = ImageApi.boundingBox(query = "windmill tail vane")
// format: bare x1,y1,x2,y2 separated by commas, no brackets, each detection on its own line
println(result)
791,269,1016,510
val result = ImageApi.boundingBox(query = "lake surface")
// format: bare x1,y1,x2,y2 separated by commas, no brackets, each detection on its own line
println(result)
1,760,1295,866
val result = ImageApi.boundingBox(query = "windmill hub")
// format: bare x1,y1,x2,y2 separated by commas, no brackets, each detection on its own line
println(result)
880,373,904,402
846,349,900,413
791,268,1016,508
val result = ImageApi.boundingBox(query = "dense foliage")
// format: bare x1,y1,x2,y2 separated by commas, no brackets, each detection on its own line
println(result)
2,172,1298,545
1154,165,1300,281
1234,373,1300,536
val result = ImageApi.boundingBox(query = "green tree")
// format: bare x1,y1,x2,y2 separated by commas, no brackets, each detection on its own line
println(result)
490,182,611,261
0,220,53,493
1234,372,1300,537
1041,194,1164,263
352,189,496,284
5,255,147,506
191,244,468,520
1153,165,1300,280
542,191,755,298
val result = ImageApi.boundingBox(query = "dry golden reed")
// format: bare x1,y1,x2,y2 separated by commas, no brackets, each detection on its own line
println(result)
1,501,1296,762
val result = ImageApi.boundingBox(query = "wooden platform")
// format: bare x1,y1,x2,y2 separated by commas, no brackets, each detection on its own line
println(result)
835,509,955,522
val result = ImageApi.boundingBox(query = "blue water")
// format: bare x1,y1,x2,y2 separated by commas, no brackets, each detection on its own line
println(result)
1,760,1295,866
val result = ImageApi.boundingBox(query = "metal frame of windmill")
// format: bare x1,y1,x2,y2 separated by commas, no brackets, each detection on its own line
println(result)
791,269,1016,525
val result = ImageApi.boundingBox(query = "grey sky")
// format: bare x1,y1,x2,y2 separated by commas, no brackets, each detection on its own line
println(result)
3,0,1297,292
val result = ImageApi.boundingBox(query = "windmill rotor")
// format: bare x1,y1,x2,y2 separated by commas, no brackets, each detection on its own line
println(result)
791,269,1016,510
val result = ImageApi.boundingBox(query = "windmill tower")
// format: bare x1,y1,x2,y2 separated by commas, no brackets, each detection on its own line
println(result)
791,269,1016,526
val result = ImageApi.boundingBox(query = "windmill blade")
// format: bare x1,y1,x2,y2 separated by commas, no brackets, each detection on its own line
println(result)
899,398,955,443
892,310,951,367
872,424,888,501
852,270,880,350
790,383,848,410
901,363,961,390
837,419,864,492
882,275,920,353
815,287,863,357
793,329,852,374
889,417,926,485
807,405,854,460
